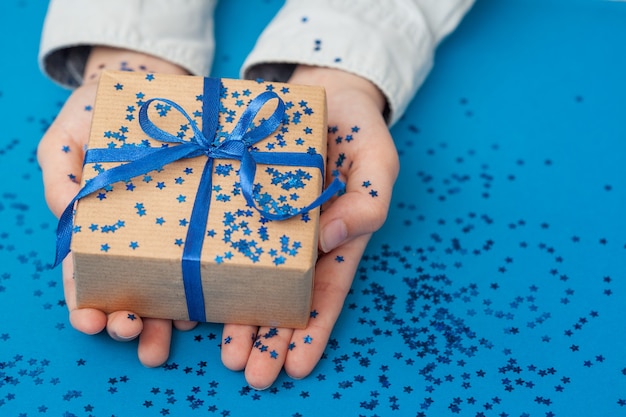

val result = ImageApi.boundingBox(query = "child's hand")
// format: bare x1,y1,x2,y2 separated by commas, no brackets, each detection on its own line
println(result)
39,55,398,384
220,65,399,389
37,47,194,366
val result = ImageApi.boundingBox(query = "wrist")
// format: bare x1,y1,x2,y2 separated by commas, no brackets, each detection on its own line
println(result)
83,46,190,85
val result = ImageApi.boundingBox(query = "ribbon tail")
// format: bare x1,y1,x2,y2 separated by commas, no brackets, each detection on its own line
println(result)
304,176,345,212
53,144,199,267
259,176,345,222
238,150,258,210
242,151,345,221
54,196,80,267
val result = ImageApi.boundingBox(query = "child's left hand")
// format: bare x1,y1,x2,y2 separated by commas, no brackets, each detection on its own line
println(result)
219,65,399,389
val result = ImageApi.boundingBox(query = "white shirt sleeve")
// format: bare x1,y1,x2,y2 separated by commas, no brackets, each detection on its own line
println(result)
39,0,217,88
241,0,475,125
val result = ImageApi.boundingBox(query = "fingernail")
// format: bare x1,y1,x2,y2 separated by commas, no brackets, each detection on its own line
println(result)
249,383,273,391
320,219,347,253
109,330,141,341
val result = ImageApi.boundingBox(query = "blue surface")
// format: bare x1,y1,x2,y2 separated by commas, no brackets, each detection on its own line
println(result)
1,0,626,416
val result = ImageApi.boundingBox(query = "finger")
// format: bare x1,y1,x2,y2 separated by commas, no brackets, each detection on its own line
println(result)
62,256,108,335
244,326,294,390
137,318,172,368
319,144,398,253
285,233,370,379
221,324,257,371
106,310,144,341
173,320,198,331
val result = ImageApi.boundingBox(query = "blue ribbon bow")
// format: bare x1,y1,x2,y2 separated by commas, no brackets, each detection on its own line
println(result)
54,77,344,322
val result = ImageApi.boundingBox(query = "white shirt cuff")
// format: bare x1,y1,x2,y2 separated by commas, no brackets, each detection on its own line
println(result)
242,0,474,125
39,0,217,88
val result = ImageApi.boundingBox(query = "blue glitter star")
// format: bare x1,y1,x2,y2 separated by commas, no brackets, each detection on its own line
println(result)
135,202,146,216
264,328,279,338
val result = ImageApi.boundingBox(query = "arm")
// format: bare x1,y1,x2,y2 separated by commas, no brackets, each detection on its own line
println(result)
220,0,474,389
241,0,475,125
38,0,216,367
39,0,217,87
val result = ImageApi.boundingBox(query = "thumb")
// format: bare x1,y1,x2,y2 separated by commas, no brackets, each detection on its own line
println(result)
37,123,83,218
37,84,97,218
318,152,398,252
318,187,389,253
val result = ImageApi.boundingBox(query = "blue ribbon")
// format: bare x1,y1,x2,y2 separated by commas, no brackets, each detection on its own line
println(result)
54,77,344,322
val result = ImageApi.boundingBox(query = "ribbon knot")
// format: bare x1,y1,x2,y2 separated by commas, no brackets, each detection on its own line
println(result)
54,77,344,322
210,139,246,160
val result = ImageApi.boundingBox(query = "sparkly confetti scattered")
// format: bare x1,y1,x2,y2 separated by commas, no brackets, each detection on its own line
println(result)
2,2,626,417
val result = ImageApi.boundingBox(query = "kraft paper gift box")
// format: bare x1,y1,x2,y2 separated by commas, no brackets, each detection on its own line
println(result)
55,70,340,328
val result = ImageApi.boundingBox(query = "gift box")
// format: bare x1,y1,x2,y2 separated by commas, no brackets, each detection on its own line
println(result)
56,70,340,328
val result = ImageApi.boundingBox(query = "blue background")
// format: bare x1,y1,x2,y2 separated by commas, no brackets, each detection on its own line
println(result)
1,0,625,416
